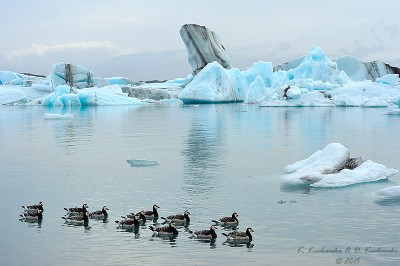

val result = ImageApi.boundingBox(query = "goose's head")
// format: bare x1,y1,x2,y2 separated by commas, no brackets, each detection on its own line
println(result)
246,227,254,233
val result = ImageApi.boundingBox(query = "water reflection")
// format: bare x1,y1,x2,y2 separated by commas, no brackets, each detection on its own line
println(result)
121,227,141,238
191,238,217,249
222,240,254,249
280,183,312,194
150,235,178,247
182,107,226,195
374,197,400,206
61,223,92,231
20,219,43,229
46,107,95,153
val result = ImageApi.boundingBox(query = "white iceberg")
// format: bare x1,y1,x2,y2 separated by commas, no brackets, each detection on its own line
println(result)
281,143,398,188
179,61,244,103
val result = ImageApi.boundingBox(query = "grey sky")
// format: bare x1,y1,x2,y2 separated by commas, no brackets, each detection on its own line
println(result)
1,0,399,80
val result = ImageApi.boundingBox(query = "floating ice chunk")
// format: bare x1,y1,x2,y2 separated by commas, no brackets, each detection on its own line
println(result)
281,143,398,188
127,159,160,167
281,143,349,186
374,186,400,198
44,113,75,120
311,160,398,187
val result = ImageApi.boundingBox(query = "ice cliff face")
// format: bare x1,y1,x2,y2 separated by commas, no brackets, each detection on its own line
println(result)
48,62,99,89
180,24,231,75
275,55,400,82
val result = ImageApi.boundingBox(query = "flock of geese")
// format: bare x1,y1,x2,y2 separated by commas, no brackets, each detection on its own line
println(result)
20,202,254,242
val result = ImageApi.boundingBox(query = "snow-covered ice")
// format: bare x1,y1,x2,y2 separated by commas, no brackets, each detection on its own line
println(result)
281,143,399,188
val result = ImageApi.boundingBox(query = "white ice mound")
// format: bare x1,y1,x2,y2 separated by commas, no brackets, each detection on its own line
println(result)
281,143,398,188
286,46,350,87
179,62,244,103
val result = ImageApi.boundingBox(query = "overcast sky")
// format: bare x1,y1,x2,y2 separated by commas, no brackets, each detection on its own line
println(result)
1,0,399,80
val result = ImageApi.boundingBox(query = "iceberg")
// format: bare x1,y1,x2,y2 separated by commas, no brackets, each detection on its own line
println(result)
275,54,400,82
1,24,400,107
285,46,350,87
48,62,111,89
40,84,146,106
179,61,245,103
179,45,400,106
180,24,231,75
281,143,398,188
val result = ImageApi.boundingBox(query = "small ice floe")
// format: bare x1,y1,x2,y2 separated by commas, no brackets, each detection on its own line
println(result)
44,113,75,120
127,159,160,167
281,143,399,188
374,186,400,198
373,186,400,206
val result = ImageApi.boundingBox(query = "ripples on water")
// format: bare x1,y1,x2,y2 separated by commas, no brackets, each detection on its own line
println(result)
0,105,400,265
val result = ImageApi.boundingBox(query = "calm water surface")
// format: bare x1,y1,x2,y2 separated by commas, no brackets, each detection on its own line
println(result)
0,104,399,266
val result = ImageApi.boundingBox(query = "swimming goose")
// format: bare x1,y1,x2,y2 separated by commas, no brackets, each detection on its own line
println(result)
89,206,109,219
64,204,89,216
189,225,217,239
149,223,178,236
61,211,89,226
20,210,43,221
222,227,254,241
115,216,140,229
140,204,160,219
161,210,190,224
22,202,43,214
212,212,239,226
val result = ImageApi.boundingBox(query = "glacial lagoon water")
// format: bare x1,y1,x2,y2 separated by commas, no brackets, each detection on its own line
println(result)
0,104,399,266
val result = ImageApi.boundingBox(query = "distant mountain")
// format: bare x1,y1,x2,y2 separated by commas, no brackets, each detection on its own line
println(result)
91,50,191,81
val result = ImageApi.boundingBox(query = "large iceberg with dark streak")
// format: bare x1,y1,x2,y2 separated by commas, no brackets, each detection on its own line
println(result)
180,24,231,75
